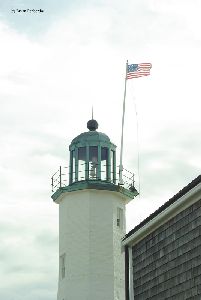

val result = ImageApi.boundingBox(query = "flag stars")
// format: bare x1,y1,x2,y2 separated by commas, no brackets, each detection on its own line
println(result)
128,64,138,72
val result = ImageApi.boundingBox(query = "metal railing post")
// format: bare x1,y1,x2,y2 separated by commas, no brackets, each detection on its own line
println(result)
59,166,62,188
51,176,54,192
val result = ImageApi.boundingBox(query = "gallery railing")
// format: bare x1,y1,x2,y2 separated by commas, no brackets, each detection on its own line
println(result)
51,164,136,193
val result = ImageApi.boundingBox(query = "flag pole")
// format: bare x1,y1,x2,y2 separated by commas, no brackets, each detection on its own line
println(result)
119,60,128,185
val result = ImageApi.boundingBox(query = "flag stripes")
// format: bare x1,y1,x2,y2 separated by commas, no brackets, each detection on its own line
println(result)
127,63,152,79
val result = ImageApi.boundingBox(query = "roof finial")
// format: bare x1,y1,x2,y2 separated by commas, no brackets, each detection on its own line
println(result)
87,106,98,131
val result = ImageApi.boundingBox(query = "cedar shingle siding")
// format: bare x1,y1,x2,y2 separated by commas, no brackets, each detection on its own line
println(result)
132,198,201,299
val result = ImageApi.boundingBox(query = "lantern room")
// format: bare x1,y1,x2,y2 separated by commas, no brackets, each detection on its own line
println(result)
51,118,138,200
69,119,116,184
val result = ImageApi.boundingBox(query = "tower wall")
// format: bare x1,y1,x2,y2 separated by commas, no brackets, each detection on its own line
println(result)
57,189,126,300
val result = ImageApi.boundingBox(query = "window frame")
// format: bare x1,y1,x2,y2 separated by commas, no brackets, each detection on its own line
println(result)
60,253,66,280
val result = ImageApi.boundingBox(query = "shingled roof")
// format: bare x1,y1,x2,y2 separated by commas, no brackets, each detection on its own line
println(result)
123,174,201,241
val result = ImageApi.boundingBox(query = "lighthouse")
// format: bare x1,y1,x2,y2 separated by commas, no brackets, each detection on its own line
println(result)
51,119,138,300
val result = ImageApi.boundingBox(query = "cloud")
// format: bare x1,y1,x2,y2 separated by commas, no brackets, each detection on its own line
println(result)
0,218,58,299
125,123,201,231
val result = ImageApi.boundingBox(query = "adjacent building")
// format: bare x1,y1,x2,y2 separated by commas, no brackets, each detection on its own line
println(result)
123,175,201,300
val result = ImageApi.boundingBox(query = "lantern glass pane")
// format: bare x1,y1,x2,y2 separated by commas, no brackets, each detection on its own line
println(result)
111,150,114,182
89,146,98,179
71,150,76,183
101,147,108,180
78,147,86,181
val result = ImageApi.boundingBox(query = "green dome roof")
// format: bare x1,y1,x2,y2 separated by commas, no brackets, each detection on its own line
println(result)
71,130,111,146
69,119,116,149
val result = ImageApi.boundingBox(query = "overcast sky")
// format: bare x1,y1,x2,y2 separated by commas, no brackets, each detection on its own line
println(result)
0,0,201,299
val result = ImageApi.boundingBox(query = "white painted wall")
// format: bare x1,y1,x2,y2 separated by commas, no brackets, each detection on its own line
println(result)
56,188,129,300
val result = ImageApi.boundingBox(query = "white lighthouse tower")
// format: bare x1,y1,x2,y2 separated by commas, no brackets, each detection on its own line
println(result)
51,119,138,300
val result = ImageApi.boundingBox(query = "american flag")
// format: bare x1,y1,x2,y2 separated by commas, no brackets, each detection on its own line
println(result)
127,63,152,79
